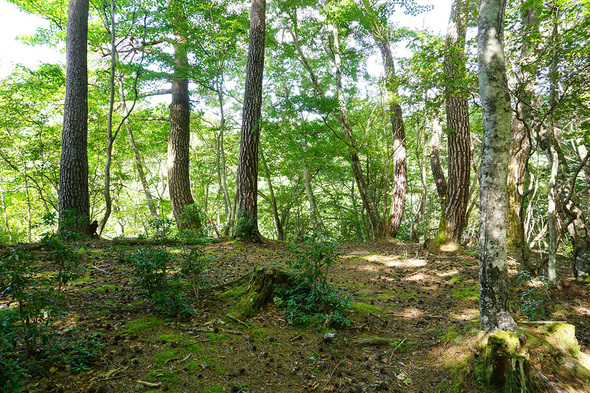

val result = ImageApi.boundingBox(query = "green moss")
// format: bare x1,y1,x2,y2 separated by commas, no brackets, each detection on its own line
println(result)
218,284,248,301
545,322,580,357
450,284,478,300
350,302,382,316
205,333,228,345
397,289,419,301
77,284,117,294
159,333,184,342
147,369,180,383
155,350,178,365
448,275,465,283
122,299,146,309
124,316,166,334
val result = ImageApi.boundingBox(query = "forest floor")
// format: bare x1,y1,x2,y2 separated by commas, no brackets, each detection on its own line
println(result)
12,239,590,393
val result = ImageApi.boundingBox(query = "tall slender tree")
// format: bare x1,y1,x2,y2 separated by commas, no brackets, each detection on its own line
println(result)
59,0,90,235
439,0,472,244
168,0,195,227
477,0,515,330
236,0,266,241
356,0,407,239
506,1,539,259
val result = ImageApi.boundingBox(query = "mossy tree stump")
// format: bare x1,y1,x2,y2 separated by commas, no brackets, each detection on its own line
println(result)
476,323,590,392
217,264,293,318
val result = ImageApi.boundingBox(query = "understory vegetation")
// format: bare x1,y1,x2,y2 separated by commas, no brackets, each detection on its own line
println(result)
1,234,589,392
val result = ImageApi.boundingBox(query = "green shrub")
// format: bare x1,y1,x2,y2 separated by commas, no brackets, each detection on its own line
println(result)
178,203,206,232
275,233,351,327
516,270,550,320
0,248,102,391
129,247,195,321
179,247,211,302
234,211,257,241
129,247,171,297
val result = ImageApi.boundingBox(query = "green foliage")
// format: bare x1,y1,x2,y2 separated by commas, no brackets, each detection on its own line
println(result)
234,211,257,241
129,247,171,297
275,234,351,327
179,247,211,303
40,233,81,291
178,203,206,233
128,247,197,321
148,218,174,242
0,248,56,353
0,248,102,391
516,270,550,320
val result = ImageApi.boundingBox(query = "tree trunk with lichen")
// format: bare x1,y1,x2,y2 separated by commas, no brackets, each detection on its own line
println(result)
477,0,514,331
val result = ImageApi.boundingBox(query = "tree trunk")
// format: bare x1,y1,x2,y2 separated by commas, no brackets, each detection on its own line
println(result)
302,137,320,233
543,5,561,284
289,19,382,239
357,0,406,238
260,148,284,241
377,40,407,239
236,0,266,242
123,85,159,220
216,80,231,223
440,0,471,244
410,123,430,242
99,0,117,235
168,0,195,227
477,0,514,331
430,119,447,210
507,2,538,261
332,26,383,239
59,0,90,235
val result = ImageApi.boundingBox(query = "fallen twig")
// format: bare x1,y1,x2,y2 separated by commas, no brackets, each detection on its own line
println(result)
92,265,111,275
136,380,161,388
324,359,347,389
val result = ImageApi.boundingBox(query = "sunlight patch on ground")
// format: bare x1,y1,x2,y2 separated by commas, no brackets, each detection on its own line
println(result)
437,269,460,277
356,264,381,272
439,243,460,252
574,305,590,316
404,273,430,281
399,307,424,318
364,255,428,267
449,308,479,321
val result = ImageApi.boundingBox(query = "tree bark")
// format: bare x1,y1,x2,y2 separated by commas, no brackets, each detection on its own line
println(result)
260,148,284,241
236,0,266,242
440,0,471,244
59,0,90,235
302,137,320,233
477,0,514,331
430,118,447,210
507,2,538,262
410,123,430,242
168,0,195,227
357,0,406,238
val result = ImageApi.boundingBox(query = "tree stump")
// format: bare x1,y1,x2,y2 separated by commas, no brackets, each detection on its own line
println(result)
217,265,293,318
475,323,590,392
